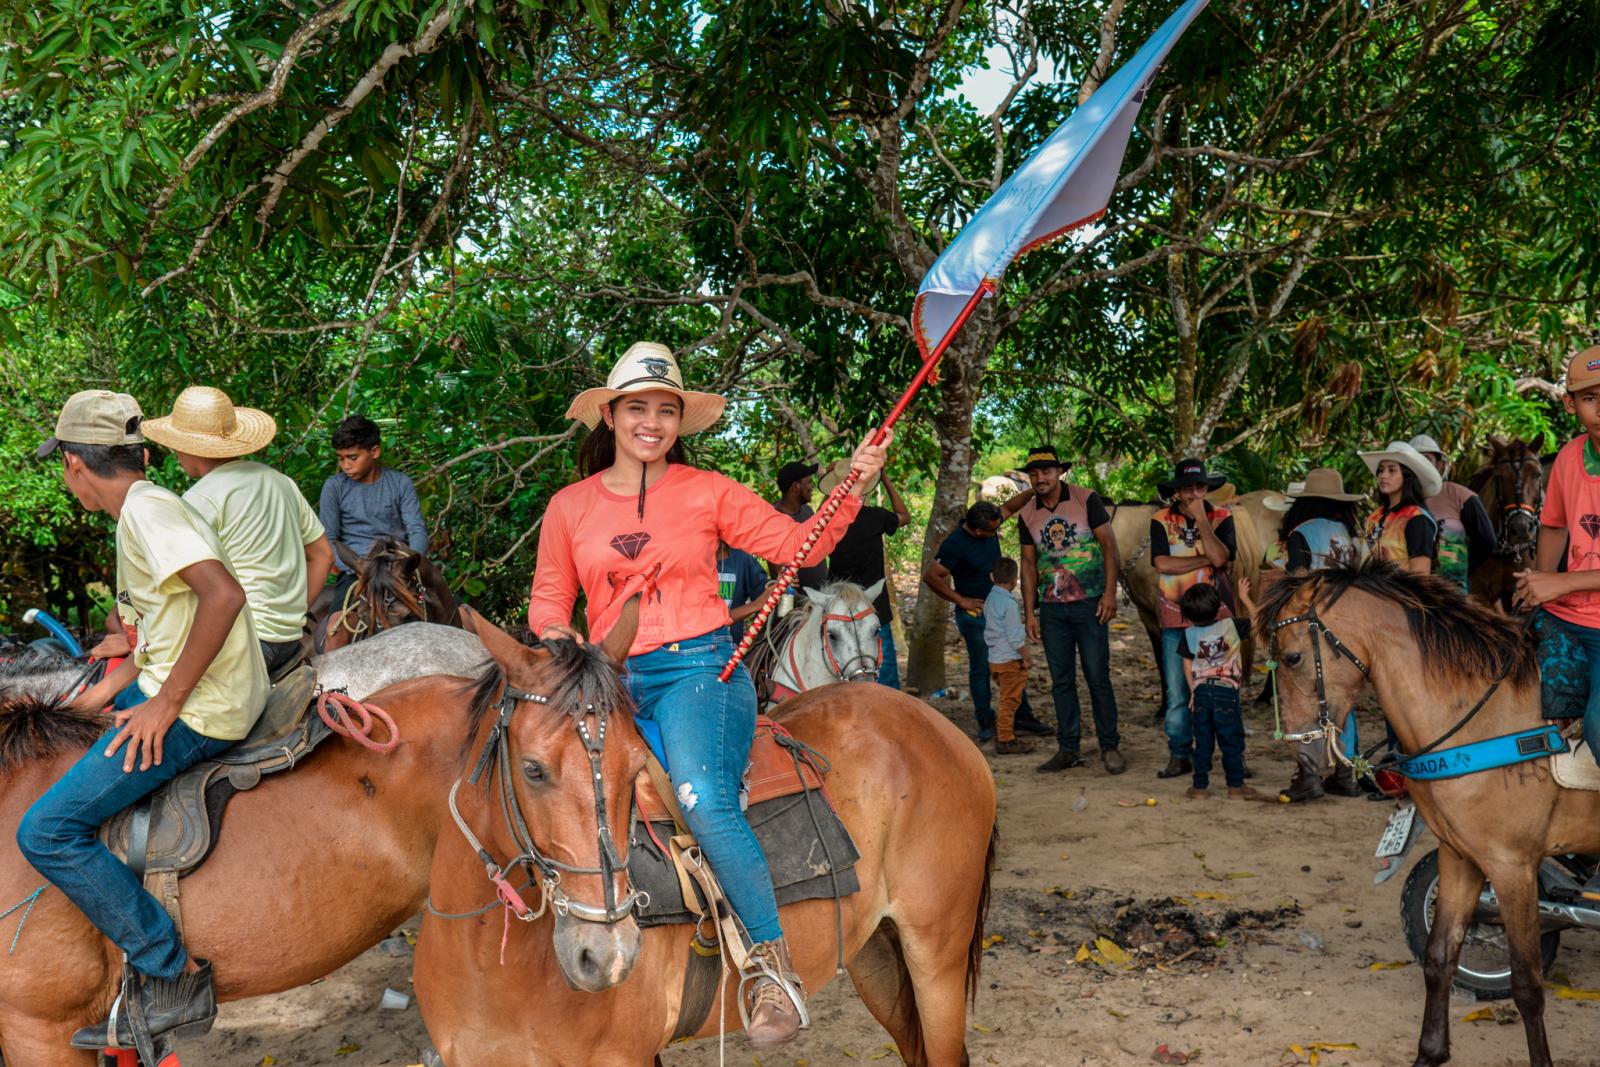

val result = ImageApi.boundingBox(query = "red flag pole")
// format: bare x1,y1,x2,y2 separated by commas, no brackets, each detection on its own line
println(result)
719,279,997,683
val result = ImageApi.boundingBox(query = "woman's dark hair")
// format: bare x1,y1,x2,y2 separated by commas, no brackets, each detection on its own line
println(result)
59,441,145,477
1278,497,1361,544
576,411,689,478
1381,466,1430,512
331,415,382,451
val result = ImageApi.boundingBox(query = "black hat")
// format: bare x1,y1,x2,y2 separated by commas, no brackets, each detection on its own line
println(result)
1021,445,1069,473
776,461,818,493
1158,457,1225,499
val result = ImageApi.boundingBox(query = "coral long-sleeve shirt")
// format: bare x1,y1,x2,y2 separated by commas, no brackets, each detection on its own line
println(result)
528,464,862,657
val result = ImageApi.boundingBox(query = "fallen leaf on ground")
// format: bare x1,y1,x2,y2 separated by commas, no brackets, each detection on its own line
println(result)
1224,871,1256,880
981,934,1003,949
334,1046,361,1057
972,1022,996,1032
1194,891,1232,901
1551,983,1600,1001
1308,1043,1359,1052
1461,1008,1494,1023
1367,960,1411,971
1096,937,1134,967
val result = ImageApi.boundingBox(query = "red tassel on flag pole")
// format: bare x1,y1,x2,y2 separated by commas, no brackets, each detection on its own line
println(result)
718,280,996,682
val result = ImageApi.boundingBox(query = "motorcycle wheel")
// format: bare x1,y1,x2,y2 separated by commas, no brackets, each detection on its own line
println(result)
1400,848,1561,1001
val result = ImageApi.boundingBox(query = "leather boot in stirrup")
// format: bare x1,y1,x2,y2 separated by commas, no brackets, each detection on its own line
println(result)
743,938,808,1047
70,959,218,1052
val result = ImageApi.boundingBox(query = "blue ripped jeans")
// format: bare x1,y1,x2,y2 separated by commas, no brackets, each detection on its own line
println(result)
17,707,234,979
626,630,781,943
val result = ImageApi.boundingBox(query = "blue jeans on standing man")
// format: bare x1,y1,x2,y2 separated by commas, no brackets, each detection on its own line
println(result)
17,706,235,980
625,629,782,943
1161,627,1192,760
1040,601,1120,755
877,622,900,690
953,608,1032,732
1191,681,1246,789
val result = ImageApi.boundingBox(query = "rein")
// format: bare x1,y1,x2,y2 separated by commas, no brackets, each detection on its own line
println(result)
441,681,647,935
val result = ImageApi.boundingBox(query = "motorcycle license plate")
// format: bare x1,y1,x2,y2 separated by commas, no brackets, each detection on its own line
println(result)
1374,803,1417,859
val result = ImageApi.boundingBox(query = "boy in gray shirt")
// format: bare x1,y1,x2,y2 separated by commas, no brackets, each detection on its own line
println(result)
983,557,1034,754
319,416,428,603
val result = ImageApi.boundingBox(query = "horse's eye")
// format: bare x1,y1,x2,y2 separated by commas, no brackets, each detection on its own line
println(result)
1282,651,1303,669
522,760,545,783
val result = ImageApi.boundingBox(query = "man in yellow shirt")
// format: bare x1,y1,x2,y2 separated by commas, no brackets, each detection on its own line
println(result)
141,386,333,675
17,391,268,1054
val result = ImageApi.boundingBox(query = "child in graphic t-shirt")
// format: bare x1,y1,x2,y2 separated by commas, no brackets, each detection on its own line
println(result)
1178,578,1261,800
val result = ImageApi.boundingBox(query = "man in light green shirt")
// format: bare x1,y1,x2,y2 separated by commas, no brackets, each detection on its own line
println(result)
142,386,333,674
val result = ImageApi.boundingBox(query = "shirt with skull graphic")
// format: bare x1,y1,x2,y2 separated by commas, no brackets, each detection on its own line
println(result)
1017,485,1111,605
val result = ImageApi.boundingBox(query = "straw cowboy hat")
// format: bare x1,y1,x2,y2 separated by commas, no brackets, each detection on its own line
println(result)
1287,467,1363,502
1358,440,1443,499
818,456,880,499
565,342,727,436
1408,433,1445,458
140,386,276,458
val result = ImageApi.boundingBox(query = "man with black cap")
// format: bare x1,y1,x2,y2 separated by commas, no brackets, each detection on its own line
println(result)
771,459,829,592
1006,446,1125,775
1149,458,1238,781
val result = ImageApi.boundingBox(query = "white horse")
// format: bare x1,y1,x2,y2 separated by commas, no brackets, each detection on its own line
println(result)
750,579,885,705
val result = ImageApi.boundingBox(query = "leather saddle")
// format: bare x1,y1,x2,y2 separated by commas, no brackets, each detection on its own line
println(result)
99,666,328,880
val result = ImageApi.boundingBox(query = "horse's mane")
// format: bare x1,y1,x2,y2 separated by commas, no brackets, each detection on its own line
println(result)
0,645,78,681
359,538,428,621
0,696,104,770
1258,555,1537,690
460,637,631,765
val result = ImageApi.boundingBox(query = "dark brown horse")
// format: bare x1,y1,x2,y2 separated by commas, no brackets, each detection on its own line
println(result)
0,669,485,1065
1466,437,1543,611
1261,558,1596,1067
316,538,466,652
414,610,998,1066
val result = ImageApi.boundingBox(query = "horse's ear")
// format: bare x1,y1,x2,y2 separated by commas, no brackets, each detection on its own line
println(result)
600,594,642,668
803,586,829,609
862,578,886,602
333,541,363,572
402,551,422,575
472,613,538,674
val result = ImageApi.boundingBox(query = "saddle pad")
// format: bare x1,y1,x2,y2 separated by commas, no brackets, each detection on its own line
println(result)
1553,740,1600,791
634,718,825,825
628,790,861,928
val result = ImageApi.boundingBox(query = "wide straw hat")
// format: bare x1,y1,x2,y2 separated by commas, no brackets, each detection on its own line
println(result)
565,342,727,436
818,456,879,499
140,386,276,458
1288,467,1364,502
1358,441,1443,499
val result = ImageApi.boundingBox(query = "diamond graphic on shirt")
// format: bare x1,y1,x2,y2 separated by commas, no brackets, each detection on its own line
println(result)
1582,514,1600,542
610,531,652,560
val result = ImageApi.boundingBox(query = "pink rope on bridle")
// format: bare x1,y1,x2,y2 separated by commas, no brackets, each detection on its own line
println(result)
316,691,400,753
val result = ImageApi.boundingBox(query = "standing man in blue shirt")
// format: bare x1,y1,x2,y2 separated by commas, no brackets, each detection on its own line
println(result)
319,415,429,606
922,501,1049,742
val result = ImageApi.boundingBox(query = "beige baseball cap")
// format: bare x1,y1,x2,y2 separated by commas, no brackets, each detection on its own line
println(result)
36,390,144,458
1567,346,1600,393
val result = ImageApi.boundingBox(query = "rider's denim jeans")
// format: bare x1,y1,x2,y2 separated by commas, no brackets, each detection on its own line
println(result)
877,623,900,690
16,716,234,979
626,631,783,943
1547,613,1600,767
1040,601,1120,754
1161,627,1192,759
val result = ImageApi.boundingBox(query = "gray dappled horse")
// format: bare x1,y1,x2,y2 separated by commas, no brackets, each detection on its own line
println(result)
746,579,885,706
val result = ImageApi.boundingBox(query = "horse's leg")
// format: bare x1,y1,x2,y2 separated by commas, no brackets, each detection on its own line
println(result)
0,1013,98,1067
845,920,928,1065
893,916,976,1067
1487,865,1554,1067
1414,846,1483,1067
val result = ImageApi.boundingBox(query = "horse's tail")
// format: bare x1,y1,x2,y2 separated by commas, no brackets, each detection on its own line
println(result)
965,819,999,1008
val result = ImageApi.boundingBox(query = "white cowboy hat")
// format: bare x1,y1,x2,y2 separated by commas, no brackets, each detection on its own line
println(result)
1408,433,1445,457
817,456,879,499
1358,441,1443,499
565,342,727,435
1287,467,1364,502
140,386,276,458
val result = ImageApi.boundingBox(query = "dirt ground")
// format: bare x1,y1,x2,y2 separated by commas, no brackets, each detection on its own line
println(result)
190,599,1600,1066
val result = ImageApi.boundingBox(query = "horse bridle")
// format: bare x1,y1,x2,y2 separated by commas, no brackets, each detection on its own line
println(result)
1266,602,1370,765
816,605,881,683
1489,457,1541,562
450,682,647,927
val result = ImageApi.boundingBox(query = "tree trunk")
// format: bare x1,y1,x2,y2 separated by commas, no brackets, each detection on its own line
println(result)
903,324,989,693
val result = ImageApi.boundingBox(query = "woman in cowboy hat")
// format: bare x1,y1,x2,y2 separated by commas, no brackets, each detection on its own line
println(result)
1357,441,1442,574
142,386,333,676
1273,469,1367,803
529,341,888,1047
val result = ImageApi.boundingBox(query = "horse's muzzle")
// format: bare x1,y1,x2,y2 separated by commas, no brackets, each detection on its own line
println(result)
1504,510,1538,545
1293,738,1333,779
553,912,641,992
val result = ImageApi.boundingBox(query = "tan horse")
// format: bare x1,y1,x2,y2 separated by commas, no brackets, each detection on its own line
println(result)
415,610,998,1066
0,671,486,1065
1260,558,1597,1067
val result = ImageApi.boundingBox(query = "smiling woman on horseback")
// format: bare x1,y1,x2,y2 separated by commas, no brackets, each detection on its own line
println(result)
1358,441,1442,574
528,342,889,1047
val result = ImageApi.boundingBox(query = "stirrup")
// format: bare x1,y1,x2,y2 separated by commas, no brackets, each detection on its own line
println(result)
737,950,810,1031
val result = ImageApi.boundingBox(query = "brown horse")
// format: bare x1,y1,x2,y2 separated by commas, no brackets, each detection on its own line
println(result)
0,670,486,1065
1466,437,1543,611
1260,557,1597,1067
414,610,998,1066
316,537,465,652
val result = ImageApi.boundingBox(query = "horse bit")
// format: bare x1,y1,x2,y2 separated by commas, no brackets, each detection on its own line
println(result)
446,683,647,927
